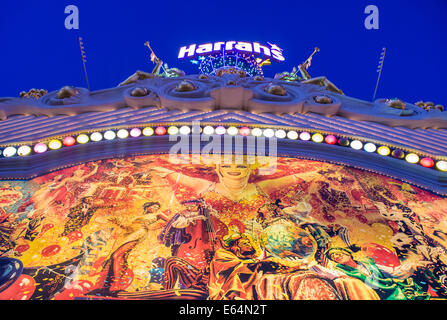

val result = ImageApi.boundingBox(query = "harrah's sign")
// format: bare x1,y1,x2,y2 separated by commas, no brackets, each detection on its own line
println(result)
178,41,285,62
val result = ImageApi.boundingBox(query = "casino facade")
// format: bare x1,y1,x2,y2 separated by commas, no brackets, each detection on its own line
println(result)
0,42,446,300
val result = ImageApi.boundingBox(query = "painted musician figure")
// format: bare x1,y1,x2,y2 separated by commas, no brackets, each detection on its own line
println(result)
158,199,227,268
159,199,227,292
86,202,168,297
0,209,17,255
207,231,344,300
261,198,359,265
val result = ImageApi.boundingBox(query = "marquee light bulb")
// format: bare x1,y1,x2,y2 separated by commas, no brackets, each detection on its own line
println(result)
311,133,324,143
48,140,62,150
104,130,117,140
77,134,89,144
350,140,363,150
215,126,226,135
251,128,263,137
391,149,405,159
227,126,238,136
3,147,17,157
155,126,167,136
203,126,214,135
117,129,129,139
263,128,275,138
34,143,48,153
130,128,142,137
239,127,250,136
63,136,76,146
338,138,350,147
377,146,390,156
275,129,286,139
179,126,191,135
436,160,447,172
167,126,179,135
405,153,419,164
17,146,31,156
420,157,434,168
299,132,311,141
287,131,298,140
324,135,337,145
364,143,377,153
90,132,103,142
142,127,154,136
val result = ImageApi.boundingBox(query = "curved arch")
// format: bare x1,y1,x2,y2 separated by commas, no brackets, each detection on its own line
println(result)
0,131,446,196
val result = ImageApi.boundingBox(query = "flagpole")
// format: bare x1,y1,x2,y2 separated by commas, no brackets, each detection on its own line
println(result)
78,37,91,92
373,47,387,101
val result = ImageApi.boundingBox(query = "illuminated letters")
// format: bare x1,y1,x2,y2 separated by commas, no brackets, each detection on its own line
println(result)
178,41,285,62
271,49,285,62
234,41,253,52
253,42,271,57
195,43,213,55
213,42,225,52
268,42,285,62
225,41,236,51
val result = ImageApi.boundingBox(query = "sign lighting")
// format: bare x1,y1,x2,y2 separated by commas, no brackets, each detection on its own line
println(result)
178,41,285,62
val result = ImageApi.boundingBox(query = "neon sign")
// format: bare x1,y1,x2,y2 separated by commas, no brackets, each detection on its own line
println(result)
178,41,285,62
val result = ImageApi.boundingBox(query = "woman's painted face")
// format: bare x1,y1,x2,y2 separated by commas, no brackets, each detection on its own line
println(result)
218,163,251,180
145,204,160,214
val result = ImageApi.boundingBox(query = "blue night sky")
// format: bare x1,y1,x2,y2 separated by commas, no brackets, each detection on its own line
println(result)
0,0,446,105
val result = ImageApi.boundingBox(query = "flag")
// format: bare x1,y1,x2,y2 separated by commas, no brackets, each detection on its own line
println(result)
373,47,387,100
78,36,90,91
305,57,312,69
150,52,156,63
259,59,271,67
377,47,386,73
145,41,158,63
79,37,87,63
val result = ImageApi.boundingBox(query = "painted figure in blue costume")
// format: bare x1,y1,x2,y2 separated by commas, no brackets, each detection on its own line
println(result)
325,247,429,300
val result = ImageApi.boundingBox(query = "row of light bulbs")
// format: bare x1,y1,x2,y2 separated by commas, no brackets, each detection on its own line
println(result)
1,125,446,172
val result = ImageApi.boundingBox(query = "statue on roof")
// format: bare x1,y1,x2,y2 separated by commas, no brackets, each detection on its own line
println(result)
19,89,48,99
275,47,319,82
144,41,164,75
275,47,344,95
118,42,185,86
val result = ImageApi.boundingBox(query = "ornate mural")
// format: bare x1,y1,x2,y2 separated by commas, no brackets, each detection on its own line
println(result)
0,155,446,300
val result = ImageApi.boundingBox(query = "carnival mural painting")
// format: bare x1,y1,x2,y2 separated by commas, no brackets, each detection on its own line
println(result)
0,154,446,300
